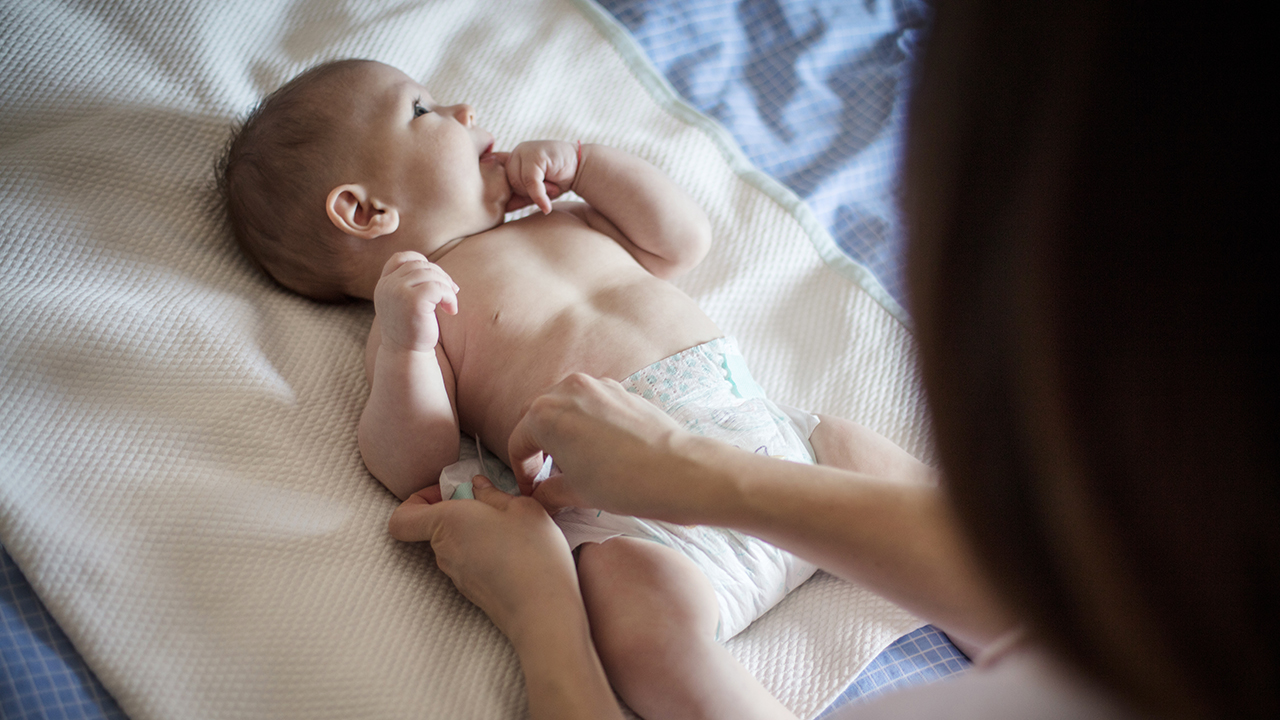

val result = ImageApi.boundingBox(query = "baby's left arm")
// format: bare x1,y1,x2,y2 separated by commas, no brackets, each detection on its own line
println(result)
504,141,711,279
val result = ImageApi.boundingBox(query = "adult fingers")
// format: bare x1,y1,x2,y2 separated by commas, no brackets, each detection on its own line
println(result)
508,394,560,492
388,480,514,544
470,475,515,509
387,489,445,543
508,373,617,495
530,474,580,513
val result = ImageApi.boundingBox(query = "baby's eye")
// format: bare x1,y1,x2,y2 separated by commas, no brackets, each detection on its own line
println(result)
413,100,431,118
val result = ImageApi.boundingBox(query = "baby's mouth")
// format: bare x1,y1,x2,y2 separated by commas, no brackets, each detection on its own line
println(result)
479,140,496,162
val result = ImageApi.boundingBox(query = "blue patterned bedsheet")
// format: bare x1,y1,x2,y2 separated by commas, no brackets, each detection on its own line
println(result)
1,1,968,717
601,0,929,316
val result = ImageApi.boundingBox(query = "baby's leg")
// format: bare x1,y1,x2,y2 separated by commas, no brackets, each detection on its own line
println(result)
576,537,793,720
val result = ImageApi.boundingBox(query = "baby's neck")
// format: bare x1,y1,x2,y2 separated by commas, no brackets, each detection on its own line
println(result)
427,235,468,263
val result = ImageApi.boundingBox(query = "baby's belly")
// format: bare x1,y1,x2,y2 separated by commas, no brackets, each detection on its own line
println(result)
450,281,721,466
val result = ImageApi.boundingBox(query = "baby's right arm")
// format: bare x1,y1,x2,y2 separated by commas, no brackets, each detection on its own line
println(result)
358,252,461,500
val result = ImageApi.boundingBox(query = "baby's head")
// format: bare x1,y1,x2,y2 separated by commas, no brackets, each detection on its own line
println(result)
217,59,369,301
218,59,509,301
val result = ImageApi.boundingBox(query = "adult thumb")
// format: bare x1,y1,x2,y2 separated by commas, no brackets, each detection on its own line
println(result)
388,490,443,543
470,475,513,508
531,475,576,513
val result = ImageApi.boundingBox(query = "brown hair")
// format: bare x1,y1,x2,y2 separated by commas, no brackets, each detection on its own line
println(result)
906,1,1274,717
216,59,372,301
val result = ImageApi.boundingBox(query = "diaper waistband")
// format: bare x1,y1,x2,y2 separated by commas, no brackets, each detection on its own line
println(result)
623,336,768,404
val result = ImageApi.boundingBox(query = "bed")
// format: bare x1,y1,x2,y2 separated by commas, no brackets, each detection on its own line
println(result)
0,0,968,718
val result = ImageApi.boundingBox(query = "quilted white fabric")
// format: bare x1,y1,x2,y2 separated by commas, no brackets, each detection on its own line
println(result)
0,1,928,718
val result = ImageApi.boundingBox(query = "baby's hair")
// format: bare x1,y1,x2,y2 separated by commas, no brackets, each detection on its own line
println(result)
216,59,372,302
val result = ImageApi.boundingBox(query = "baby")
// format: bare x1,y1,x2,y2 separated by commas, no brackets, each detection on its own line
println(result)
219,58,816,719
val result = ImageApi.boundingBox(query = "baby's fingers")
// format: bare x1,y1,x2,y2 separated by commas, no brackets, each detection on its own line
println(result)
381,250,430,279
523,170,553,215
392,259,458,291
506,153,551,215
405,273,460,315
382,253,458,290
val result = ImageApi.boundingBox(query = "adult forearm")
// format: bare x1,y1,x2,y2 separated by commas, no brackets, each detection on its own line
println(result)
679,435,1014,651
388,476,622,719
510,603,624,720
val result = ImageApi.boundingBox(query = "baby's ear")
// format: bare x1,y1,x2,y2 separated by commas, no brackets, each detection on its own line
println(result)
326,184,400,239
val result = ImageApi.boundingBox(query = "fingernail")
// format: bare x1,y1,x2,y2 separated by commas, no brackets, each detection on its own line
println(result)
472,475,492,489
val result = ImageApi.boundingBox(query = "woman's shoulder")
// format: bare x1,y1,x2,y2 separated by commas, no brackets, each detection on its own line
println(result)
828,650,1135,720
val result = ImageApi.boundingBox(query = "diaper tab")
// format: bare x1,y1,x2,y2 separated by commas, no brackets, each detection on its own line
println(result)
443,453,552,500
722,351,767,400
439,436,525,500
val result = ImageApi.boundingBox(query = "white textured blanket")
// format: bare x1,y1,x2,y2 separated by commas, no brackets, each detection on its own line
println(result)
0,0,927,718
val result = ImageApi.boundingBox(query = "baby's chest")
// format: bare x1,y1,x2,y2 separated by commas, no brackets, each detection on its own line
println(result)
443,233,635,325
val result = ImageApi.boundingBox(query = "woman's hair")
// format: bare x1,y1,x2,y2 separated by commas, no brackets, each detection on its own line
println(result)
216,59,371,301
905,1,1274,717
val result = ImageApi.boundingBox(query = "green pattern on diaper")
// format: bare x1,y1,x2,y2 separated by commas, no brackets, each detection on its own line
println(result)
722,351,766,399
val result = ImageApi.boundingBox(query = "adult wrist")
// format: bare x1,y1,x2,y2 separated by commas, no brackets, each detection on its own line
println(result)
517,619,622,720
663,433,751,527
504,580,590,653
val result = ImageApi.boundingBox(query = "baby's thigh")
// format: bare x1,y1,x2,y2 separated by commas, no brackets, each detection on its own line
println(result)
576,537,720,638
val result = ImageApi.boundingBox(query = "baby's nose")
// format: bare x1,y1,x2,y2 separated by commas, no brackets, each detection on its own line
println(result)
451,103,476,126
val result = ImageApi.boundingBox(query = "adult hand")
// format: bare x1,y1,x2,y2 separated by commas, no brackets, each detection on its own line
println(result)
390,476,625,720
387,475,580,644
508,373,711,523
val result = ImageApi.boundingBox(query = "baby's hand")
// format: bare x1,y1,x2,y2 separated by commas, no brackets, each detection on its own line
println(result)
374,252,459,353
503,140,579,215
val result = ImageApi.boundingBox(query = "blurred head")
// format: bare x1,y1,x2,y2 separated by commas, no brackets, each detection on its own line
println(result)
905,1,1274,717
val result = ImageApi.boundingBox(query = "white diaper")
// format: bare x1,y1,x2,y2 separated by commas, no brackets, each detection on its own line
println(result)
439,337,819,640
